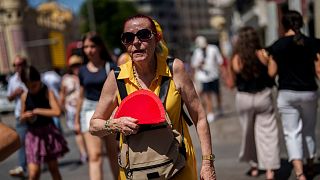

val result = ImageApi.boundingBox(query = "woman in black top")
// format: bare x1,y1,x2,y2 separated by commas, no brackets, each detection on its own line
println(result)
267,10,320,180
20,66,69,180
231,26,279,180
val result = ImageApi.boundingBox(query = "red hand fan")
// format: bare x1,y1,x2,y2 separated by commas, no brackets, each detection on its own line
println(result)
114,89,166,124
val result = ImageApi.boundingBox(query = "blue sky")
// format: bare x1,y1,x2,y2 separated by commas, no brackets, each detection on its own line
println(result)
27,0,85,13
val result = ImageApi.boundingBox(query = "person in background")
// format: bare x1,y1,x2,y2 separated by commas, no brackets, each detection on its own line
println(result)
75,32,118,180
231,26,280,180
89,14,216,180
267,10,320,180
20,66,69,180
191,36,224,122
7,55,28,177
42,68,62,132
60,55,88,163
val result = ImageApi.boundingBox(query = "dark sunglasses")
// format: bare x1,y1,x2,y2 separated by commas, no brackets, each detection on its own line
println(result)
121,29,155,45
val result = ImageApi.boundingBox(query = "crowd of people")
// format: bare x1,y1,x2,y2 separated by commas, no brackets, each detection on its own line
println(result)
3,9,320,180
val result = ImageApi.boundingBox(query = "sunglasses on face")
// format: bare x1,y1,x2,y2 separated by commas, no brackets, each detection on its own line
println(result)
121,29,155,45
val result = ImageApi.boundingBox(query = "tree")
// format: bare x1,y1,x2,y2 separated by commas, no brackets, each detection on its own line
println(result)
80,0,137,50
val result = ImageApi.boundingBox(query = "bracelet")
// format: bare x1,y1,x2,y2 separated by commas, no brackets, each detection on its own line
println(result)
202,154,215,161
104,120,117,134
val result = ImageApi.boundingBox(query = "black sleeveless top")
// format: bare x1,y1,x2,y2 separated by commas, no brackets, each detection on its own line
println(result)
25,84,53,127
236,59,274,93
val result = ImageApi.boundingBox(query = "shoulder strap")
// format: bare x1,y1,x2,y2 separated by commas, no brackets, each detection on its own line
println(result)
113,66,127,141
159,77,170,105
167,56,174,74
106,61,117,75
181,105,193,126
159,57,174,105
114,66,127,100
160,57,193,126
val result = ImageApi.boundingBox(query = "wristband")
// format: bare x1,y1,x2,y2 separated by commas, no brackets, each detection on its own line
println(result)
202,154,215,161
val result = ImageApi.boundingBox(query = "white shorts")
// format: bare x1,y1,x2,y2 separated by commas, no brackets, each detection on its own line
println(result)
80,98,98,133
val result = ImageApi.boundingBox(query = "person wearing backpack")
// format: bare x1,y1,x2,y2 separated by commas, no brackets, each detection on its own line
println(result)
89,14,216,180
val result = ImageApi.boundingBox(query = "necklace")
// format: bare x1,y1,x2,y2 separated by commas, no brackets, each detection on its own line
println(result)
133,66,143,89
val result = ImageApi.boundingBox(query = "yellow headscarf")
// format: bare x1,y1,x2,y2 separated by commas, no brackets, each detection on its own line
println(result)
153,20,169,61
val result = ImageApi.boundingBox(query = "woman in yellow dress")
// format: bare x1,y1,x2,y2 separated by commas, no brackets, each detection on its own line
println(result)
90,14,216,180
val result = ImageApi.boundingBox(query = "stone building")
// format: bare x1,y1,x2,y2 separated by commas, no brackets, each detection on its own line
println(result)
0,0,73,75
0,0,28,74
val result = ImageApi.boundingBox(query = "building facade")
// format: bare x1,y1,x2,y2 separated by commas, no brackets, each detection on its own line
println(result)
0,0,28,74
0,0,73,75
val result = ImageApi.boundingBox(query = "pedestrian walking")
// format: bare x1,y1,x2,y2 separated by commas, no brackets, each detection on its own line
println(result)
89,14,216,180
75,32,118,180
20,66,69,180
230,26,280,180
6,55,28,177
266,10,320,180
191,36,224,122
60,55,88,163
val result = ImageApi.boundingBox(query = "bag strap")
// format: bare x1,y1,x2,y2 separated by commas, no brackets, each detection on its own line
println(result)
114,66,126,141
181,106,193,126
161,57,193,127
159,77,170,105
114,66,128,100
159,56,174,105
160,57,189,158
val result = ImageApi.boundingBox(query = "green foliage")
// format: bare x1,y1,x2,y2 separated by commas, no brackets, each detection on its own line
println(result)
79,0,138,50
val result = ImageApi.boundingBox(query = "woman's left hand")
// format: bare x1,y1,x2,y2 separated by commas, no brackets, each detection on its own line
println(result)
200,160,216,180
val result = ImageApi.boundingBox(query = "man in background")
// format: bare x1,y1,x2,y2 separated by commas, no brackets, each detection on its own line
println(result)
7,55,28,177
191,36,224,122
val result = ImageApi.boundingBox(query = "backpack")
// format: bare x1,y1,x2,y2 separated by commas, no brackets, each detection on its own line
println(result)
114,57,193,179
